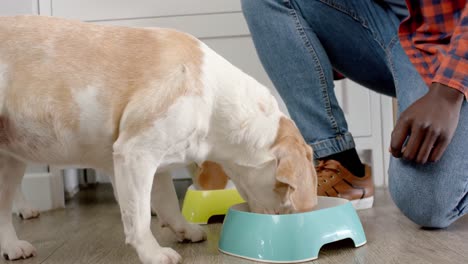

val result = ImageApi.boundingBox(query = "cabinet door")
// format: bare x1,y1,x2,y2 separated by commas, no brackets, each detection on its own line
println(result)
50,0,241,21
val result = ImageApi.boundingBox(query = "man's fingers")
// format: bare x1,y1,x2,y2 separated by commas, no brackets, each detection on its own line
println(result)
429,136,449,162
402,125,424,161
390,118,411,158
416,130,438,164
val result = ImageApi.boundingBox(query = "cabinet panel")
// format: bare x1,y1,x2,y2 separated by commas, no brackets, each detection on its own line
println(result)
51,0,241,21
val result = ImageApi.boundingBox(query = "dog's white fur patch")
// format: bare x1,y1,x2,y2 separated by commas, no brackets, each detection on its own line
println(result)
73,85,105,140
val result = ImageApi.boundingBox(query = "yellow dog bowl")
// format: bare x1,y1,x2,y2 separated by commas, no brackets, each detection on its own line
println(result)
181,183,245,224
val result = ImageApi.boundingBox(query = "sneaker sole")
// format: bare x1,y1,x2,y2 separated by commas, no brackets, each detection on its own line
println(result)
350,196,374,210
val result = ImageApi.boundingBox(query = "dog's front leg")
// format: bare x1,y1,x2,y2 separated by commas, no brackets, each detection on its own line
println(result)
0,155,36,260
113,150,181,264
152,172,206,242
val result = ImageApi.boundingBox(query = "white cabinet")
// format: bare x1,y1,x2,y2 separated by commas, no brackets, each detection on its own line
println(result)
37,0,393,186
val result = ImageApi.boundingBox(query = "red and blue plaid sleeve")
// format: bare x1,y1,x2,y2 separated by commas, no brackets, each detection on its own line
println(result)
399,0,468,98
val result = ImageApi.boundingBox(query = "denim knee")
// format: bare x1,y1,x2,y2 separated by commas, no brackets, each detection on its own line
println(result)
388,163,459,229
241,0,280,21
242,0,264,20
390,191,453,228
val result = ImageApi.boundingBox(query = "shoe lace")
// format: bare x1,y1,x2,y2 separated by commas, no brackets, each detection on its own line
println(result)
316,160,341,185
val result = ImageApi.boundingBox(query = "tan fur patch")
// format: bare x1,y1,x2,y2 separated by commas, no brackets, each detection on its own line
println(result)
272,117,317,212
195,161,229,190
0,16,204,143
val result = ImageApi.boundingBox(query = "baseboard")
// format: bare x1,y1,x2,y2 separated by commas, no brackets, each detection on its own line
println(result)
21,170,65,212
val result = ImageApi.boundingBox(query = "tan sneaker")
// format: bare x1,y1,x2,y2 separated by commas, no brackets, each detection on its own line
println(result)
316,160,374,210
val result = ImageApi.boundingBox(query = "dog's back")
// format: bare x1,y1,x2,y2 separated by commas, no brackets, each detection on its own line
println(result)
0,16,204,168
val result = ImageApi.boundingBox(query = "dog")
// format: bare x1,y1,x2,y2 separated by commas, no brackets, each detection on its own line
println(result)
0,15,317,264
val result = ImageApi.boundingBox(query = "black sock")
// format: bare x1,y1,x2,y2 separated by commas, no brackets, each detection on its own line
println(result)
320,148,365,177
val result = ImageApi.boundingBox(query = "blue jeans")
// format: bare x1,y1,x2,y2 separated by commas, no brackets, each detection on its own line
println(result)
242,0,467,228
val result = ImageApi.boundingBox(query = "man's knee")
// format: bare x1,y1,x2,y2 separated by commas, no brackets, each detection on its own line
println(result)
241,0,265,17
391,193,454,228
388,164,459,229
241,0,283,21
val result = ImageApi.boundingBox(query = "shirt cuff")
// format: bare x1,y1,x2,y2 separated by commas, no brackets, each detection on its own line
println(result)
433,54,468,100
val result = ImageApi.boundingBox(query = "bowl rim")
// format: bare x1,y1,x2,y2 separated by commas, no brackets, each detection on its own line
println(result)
187,181,237,191
228,196,351,217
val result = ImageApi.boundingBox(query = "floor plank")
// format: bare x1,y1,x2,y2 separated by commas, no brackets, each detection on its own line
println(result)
2,184,466,264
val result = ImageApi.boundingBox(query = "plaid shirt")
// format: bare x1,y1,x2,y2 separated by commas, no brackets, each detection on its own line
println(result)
399,0,468,98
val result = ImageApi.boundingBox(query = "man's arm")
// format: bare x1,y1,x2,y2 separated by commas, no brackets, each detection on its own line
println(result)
432,5,468,98
390,2,467,163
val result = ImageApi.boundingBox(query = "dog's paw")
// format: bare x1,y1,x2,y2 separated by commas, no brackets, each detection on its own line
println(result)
174,224,206,243
18,207,40,220
1,240,37,260
140,247,181,264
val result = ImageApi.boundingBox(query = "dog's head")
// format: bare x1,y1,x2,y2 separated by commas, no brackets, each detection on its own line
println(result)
269,117,317,213
210,116,318,214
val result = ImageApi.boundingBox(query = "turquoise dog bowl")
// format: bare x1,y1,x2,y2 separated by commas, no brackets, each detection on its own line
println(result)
218,196,366,263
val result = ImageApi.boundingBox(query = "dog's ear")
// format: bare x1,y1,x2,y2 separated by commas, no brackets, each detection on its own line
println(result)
195,161,229,190
272,117,317,212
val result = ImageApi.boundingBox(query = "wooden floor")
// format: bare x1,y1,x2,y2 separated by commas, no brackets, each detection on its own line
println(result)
3,184,467,264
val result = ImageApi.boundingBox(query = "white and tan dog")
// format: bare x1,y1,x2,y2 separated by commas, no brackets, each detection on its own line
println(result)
0,16,317,264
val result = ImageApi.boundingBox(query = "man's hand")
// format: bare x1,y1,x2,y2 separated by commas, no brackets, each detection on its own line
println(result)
390,83,464,164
